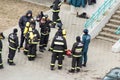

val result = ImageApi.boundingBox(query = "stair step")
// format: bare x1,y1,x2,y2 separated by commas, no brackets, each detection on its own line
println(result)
115,10,120,15
105,23,119,29
99,32,120,39
96,36,117,43
117,8,120,10
118,7,120,10
109,19,120,25
102,27,116,33
112,15,120,20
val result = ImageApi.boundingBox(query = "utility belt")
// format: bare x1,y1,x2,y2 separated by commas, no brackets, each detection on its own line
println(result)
41,32,49,35
29,41,38,44
72,54,82,57
53,49,64,53
52,10,60,13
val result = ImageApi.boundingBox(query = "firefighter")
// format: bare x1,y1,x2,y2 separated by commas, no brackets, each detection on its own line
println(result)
0,32,5,69
54,23,67,60
8,28,19,65
50,0,62,28
23,18,36,55
50,30,67,70
19,10,33,50
82,29,91,67
69,36,83,73
27,24,40,61
39,16,52,52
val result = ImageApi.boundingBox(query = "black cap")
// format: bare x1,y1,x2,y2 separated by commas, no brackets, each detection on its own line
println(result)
76,36,81,42
83,29,88,34
13,28,18,33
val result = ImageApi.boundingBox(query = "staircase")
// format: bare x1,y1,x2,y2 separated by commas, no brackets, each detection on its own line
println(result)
96,6,120,43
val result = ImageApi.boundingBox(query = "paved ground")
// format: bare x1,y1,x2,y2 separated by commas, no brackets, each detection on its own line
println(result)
0,0,49,32
23,0,54,7
0,1,120,80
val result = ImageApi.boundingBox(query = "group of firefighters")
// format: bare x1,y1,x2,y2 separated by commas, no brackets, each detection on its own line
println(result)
0,0,91,73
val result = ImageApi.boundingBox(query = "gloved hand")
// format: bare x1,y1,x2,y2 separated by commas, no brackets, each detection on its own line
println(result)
48,48,53,52
50,5,53,8
0,32,5,39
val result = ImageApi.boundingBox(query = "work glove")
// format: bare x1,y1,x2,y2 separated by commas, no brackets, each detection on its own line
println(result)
48,48,53,52
0,32,5,39
50,5,53,8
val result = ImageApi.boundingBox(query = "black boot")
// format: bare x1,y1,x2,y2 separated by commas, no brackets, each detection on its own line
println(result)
50,66,55,71
23,51,28,55
9,62,16,66
31,57,35,61
28,57,33,61
7,59,15,65
0,65,4,69
68,69,75,73
76,68,80,72
82,64,86,67
39,48,44,52
58,66,62,70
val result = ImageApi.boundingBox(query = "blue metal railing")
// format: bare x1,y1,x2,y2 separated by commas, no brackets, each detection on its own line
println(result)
84,0,116,29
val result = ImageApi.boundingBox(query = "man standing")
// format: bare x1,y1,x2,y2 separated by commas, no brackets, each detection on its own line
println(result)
50,30,67,70
82,29,91,67
69,36,83,73
0,32,5,69
39,16,52,52
50,0,62,28
8,28,19,65
19,10,33,50
23,18,36,55
27,24,40,61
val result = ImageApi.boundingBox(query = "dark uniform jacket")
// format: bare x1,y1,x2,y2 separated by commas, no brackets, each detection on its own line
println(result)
8,33,19,50
40,20,51,35
51,35,67,53
19,10,33,30
71,42,83,57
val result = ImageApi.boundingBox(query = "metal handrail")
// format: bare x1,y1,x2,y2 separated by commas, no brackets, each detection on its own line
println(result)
84,0,116,29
